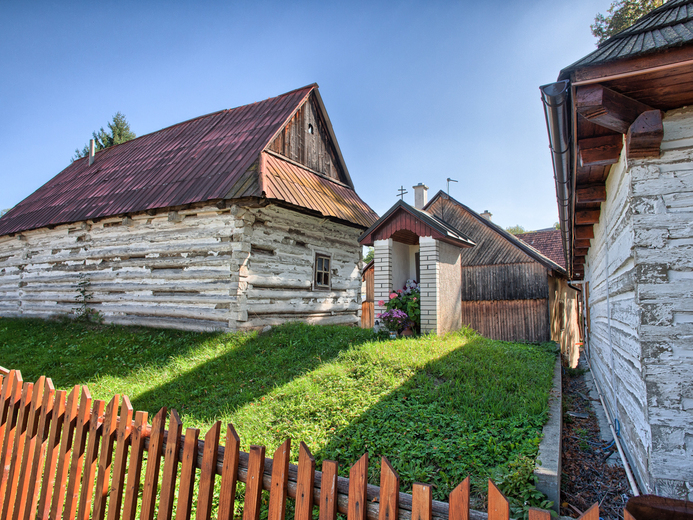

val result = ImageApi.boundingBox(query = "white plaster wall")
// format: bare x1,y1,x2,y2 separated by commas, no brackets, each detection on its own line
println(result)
584,106,693,499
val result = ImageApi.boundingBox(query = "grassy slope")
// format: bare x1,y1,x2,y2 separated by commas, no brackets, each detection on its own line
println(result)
0,318,556,507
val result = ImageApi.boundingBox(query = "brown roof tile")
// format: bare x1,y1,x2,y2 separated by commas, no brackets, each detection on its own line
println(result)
516,229,566,269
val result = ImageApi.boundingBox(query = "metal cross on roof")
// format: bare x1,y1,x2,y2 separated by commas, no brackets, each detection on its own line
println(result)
397,186,408,200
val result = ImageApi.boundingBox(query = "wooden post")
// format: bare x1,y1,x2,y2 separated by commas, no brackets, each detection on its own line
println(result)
217,425,240,520
268,439,291,520
295,443,316,520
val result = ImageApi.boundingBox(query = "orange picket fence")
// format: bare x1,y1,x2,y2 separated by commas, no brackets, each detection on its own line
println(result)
0,370,599,520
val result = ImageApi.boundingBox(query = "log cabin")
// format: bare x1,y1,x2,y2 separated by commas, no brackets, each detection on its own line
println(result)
541,0,693,498
0,85,378,331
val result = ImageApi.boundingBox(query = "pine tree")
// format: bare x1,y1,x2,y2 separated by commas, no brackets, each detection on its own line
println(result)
591,0,664,44
74,112,136,160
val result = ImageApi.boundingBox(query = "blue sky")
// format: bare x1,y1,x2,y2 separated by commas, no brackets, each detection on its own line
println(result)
0,0,606,231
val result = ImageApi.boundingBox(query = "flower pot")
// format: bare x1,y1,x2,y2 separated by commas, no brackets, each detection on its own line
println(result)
389,331,397,339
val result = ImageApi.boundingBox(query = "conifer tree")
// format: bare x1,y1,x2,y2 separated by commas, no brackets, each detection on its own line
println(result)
74,112,136,160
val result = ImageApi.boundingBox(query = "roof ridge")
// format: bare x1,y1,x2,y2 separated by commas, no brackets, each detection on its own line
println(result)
599,0,693,44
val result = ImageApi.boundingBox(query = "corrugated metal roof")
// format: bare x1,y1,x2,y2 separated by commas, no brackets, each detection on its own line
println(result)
262,152,378,228
0,85,377,236
562,0,693,73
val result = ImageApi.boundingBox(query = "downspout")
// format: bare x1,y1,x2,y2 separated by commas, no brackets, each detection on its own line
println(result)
540,81,573,276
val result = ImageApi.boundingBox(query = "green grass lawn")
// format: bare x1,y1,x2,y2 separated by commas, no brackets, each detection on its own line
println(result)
0,318,556,514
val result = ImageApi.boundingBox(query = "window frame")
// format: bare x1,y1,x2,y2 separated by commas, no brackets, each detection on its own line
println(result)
313,252,332,291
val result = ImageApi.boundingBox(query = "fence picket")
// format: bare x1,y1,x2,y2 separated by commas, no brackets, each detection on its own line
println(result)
36,390,67,520
2,381,34,520
196,421,221,520
412,484,432,520
93,396,120,520
24,378,55,520
378,458,398,520
295,442,315,520
108,396,133,520
527,508,551,520
14,377,45,520
0,371,23,513
578,504,600,520
487,480,509,520
347,454,368,520
217,425,240,520
141,407,167,520
77,399,106,520
123,411,149,520
175,428,199,520
47,387,77,520
267,439,290,520
318,460,338,520
63,387,93,520
243,446,266,520
448,477,469,520
158,410,183,520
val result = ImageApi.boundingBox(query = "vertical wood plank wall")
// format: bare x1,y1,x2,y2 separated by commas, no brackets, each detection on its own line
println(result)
361,264,374,328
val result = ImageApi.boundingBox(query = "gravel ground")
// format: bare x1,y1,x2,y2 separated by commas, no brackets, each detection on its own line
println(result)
561,366,633,519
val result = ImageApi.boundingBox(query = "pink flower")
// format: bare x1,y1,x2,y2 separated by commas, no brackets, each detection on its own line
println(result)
397,289,403,294
378,300,385,306
412,297,417,301
389,293,398,299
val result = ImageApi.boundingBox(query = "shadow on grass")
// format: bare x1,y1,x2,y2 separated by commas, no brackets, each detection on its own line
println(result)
313,335,557,503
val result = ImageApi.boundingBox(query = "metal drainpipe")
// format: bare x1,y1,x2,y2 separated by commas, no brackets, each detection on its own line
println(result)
540,81,573,276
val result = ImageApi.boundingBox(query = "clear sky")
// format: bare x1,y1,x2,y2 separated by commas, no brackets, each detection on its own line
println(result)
0,0,607,231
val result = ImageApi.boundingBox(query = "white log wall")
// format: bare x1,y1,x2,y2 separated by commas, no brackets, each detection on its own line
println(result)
584,106,693,499
0,202,363,332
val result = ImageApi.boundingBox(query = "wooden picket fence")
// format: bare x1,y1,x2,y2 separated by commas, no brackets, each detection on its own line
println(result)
0,369,601,520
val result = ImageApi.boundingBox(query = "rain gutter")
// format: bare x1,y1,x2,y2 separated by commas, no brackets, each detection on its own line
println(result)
540,80,573,277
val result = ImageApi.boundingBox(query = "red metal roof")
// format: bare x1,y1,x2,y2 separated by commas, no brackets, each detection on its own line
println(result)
516,229,566,269
0,85,376,236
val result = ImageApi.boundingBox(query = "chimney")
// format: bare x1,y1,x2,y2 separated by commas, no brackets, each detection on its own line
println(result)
88,139,95,166
413,183,428,209
480,210,492,221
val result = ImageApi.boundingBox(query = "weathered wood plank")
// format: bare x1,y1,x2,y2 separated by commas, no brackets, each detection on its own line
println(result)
243,446,266,520
175,428,199,520
63,387,92,520
378,458,398,520
2,381,33,520
196,421,221,520
24,378,55,520
348,454,368,520
93,396,120,520
295,442,316,520
140,407,166,520
122,411,149,520
108,396,133,520
268,439,291,520
157,410,182,520
411,484,432,520
487,481,508,520
77,399,106,520
0,371,22,514
217,425,240,520
448,478,469,520
318,460,338,520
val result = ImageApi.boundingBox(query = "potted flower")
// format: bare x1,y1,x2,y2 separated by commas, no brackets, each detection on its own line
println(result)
380,280,420,334
377,309,409,337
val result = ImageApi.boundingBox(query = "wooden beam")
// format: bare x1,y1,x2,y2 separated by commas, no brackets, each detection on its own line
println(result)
574,247,590,257
576,210,601,225
576,84,652,134
627,110,663,159
576,183,607,203
574,257,586,265
575,238,591,248
575,225,594,239
578,135,623,166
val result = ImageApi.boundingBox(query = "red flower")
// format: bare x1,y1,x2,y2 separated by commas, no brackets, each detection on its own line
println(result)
389,293,397,299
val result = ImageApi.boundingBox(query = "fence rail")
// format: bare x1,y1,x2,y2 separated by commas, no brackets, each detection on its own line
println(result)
0,370,598,520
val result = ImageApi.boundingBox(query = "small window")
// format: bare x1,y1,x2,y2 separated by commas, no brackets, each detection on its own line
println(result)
314,253,331,290
308,124,314,135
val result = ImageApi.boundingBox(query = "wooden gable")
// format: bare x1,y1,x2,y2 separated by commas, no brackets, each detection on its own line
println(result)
267,92,347,183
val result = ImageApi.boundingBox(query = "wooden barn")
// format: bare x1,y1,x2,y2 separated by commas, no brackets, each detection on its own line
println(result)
0,85,378,331
361,185,581,359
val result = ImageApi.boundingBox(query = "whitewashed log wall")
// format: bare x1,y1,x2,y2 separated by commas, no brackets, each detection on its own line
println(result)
584,106,693,499
0,202,362,332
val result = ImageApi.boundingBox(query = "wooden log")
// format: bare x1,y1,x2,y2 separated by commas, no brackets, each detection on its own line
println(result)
575,226,594,239
627,110,663,159
578,135,623,167
448,478,469,520
0,372,22,513
108,396,133,520
268,439,291,520
378,458,399,520
140,407,166,520
93,396,120,520
412,484,432,520
243,446,266,520
196,422,221,520
575,238,591,248
576,84,652,134
37,386,66,520
574,248,590,257
175,428,199,520
64,387,92,520
122,411,149,520
348,454,368,520
2,381,33,520
77,399,106,520
217,425,240,520
158,410,182,520
295,443,316,520
24,378,55,520
486,481,508,520
576,184,607,204
318,460,338,520
575,210,601,225
14,377,46,520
